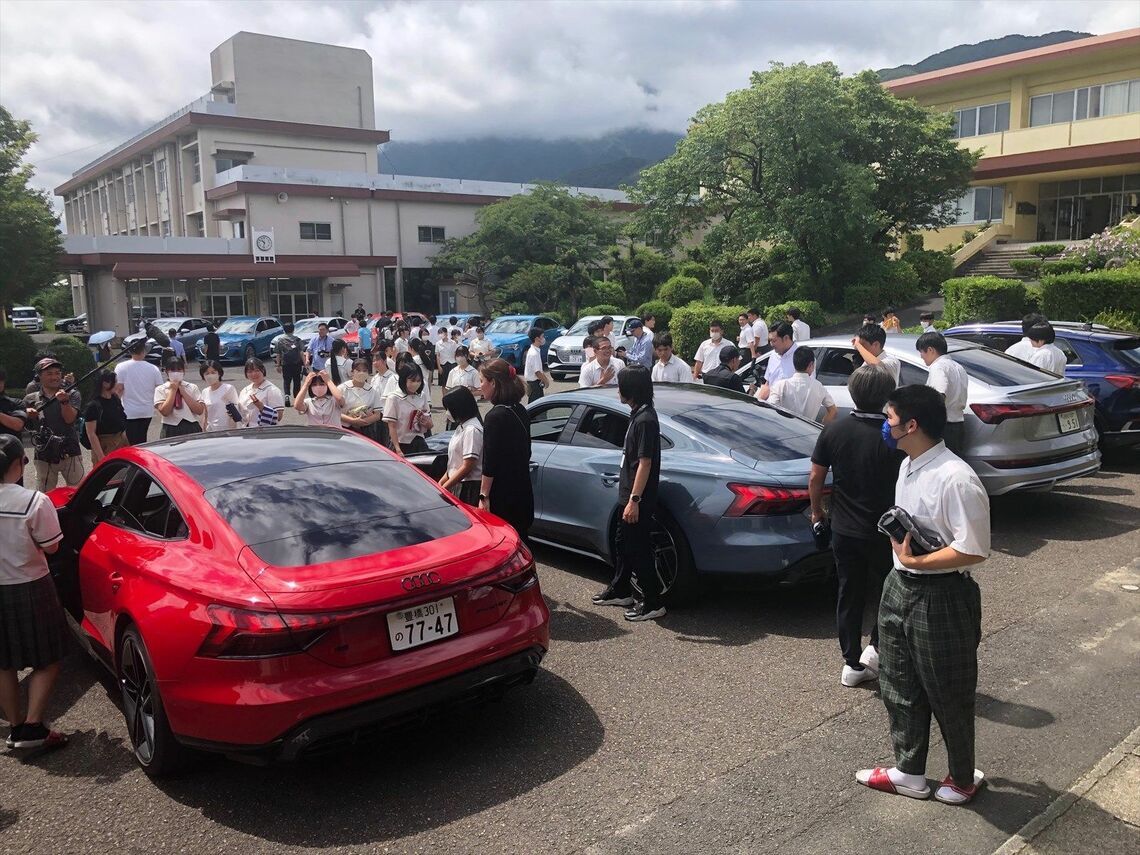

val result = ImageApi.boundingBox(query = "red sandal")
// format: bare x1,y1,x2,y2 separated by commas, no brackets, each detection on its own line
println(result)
935,770,985,805
856,766,931,800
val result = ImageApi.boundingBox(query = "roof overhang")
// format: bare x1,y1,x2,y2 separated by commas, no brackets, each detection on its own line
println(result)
58,253,397,278
972,139,1140,181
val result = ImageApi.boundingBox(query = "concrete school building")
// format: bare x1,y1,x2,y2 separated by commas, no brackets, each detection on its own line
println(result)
885,28,1140,254
56,32,629,335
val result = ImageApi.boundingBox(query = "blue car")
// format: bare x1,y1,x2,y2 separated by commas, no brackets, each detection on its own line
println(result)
197,315,284,363
481,314,566,368
946,321,1140,448
409,385,832,603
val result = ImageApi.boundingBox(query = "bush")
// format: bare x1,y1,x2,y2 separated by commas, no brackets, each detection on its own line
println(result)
744,272,799,312
1060,226,1140,270
765,300,825,331
941,276,1029,325
0,327,40,391
45,335,101,401
657,275,706,308
1092,309,1140,332
1028,243,1066,258
634,299,673,331
904,233,924,252
709,247,771,305
1009,258,1043,277
577,304,624,319
676,260,710,285
901,250,954,292
1038,267,1140,323
842,258,922,314
30,285,75,319
1024,283,1042,314
587,279,627,310
670,303,749,362
1041,258,1084,276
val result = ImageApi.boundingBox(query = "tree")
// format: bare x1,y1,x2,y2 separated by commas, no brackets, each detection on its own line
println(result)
629,63,978,306
606,243,673,307
430,233,498,316
0,106,62,322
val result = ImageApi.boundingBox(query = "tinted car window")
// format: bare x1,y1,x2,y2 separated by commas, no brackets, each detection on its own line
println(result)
950,348,1054,386
573,408,628,449
118,473,188,539
1054,337,1081,365
79,462,131,511
673,403,818,462
899,362,929,385
817,349,858,386
206,461,470,567
530,404,576,443
954,332,1019,352
1110,337,1140,369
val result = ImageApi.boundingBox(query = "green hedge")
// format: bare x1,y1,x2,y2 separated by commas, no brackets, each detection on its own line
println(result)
1041,258,1084,276
634,299,673,331
676,260,710,285
577,304,624,319
941,276,1029,325
0,327,39,391
1092,309,1140,332
1028,243,1066,258
765,300,825,331
588,279,627,309
1038,267,1140,322
1008,258,1043,277
744,272,799,313
670,303,748,361
842,258,923,313
657,275,706,308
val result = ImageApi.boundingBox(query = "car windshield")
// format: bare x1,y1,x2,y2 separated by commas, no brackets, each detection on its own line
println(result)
1110,337,1140,369
205,462,470,567
12,308,37,318
949,347,1055,387
218,319,257,335
566,317,602,335
485,319,531,336
672,403,819,462
292,319,323,334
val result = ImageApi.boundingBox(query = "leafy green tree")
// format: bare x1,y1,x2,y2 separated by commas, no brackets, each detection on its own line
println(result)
31,282,74,318
606,244,673,307
629,63,977,305
501,264,593,316
0,107,62,322
710,246,771,305
430,233,498,316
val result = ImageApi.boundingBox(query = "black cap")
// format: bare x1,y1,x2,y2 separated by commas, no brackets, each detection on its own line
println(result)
0,434,24,468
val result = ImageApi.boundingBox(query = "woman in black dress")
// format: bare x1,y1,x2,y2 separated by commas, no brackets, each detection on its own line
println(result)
478,358,533,542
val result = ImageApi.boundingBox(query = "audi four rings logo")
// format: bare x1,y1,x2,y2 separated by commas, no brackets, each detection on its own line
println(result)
402,572,442,590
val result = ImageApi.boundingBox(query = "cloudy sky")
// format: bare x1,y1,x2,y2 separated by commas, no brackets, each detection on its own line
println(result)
2,0,1137,198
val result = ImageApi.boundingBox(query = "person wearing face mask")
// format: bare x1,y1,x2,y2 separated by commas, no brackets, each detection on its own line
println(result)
198,361,242,433
383,363,433,457
237,358,286,427
692,321,732,381
83,371,128,463
339,358,384,440
439,387,484,506
919,312,936,334
436,327,458,387
756,322,798,401
295,369,345,427
154,356,205,438
858,384,990,807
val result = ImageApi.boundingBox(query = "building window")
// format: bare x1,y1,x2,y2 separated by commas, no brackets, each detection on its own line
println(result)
156,159,167,193
189,213,205,237
418,226,446,243
161,219,171,236
951,101,1010,138
233,221,245,239
1030,79,1140,126
214,152,249,174
299,222,332,241
191,149,201,183
124,174,135,204
953,186,1004,224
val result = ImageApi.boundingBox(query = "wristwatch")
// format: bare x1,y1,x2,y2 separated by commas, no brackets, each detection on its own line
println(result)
478,494,488,502
630,495,641,504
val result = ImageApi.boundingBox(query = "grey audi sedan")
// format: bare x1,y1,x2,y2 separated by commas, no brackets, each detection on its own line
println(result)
409,385,833,604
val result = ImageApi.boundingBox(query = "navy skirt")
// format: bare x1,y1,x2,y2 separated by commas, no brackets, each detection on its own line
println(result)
0,574,68,670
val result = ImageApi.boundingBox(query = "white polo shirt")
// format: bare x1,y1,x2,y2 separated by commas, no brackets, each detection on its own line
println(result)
579,357,625,388
523,345,544,382
879,353,902,385
751,318,769,346
893,441,990,572
1028,343,1067,375
115,358,164,419
0,482,63,584
763,343,799,388
652,354,691,383
693,337,731,371
768,372,834,421
737,324,755,352
926,355,969,423
238,379,285,427
1004,337,1034,361
153,380,203,427
791,319,810,342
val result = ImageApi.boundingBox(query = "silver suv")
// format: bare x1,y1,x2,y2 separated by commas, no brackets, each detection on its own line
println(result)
547,315,640,380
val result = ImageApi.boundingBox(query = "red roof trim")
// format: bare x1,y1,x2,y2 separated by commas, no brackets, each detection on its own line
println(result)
972,139,1140,180
59,252,397,275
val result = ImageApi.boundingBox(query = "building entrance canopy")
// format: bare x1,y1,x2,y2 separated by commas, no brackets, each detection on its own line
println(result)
111,260,362,278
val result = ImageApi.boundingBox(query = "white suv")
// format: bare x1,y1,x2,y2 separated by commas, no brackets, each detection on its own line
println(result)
10,306,44,332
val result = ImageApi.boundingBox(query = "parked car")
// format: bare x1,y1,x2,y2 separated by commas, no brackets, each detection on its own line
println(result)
945,321,1140,449
122,317,213,365
10,306,44,332
195,316,283,363
743,335,1100,495
269,316,349,356
409,384,832,604
547,315,642,380
46,427,549,776
482,314,566,368
55,312,89,334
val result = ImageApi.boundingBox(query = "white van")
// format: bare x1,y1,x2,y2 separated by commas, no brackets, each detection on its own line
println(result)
10,306,44,332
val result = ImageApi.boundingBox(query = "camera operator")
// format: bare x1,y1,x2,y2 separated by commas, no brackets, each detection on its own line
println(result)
856,384,990,806
22,358,85,492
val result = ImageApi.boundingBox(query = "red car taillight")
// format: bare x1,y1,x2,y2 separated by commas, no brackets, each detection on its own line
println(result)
197,605,349,659
725,483,822,517
493,545,539,593
970,399,1092,425
1104,374,1138,390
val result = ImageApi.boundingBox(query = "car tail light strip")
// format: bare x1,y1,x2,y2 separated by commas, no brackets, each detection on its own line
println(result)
725,483,828,517
1104,374,1139,390
969,398,1093,425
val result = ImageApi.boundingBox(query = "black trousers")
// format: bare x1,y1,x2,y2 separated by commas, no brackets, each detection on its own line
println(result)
124,417,151,446
833,530,892,668
609,510,661,607
526,380,544,402
944,421,965,456
282,364,303,399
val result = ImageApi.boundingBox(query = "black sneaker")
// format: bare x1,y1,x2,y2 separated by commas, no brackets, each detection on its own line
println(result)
592,587,635,607
11,722,52,750
6,723,24,749
624,602,667,622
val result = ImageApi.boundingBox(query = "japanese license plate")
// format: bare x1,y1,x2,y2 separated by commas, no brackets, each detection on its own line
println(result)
1057,410,1081,434
387,597,458,651
567,354,583,364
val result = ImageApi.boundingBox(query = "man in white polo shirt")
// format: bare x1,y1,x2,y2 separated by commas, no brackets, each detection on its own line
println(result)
692,320,732,380
114,338,163,445
650,332,691,383
523,327,551,401
857,384,990,807
757,322,797,401
748,308,769,357
1004,313,1048,362
916,331,969,455
579,337,625,388
852,323,901,386
769,346,837,422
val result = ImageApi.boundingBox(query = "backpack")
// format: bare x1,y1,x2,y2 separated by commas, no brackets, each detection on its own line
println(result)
281,335,302,366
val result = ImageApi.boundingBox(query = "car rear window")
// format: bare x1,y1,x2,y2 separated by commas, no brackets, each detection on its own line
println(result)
1110,337,1140,370
949,348,1053,386
672,402,819,462
205,462,470,567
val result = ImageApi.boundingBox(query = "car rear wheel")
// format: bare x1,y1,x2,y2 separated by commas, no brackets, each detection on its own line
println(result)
118,626,189,777
619,511,699,607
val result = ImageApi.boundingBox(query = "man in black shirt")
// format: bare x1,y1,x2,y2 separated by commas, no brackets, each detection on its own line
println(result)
701,345,746,394
202,325,221,362
809,364,904,687
0,368,28,440
591,364,665,622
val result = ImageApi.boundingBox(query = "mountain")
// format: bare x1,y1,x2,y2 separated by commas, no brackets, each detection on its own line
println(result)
877,31,1093,81
378,128,682,190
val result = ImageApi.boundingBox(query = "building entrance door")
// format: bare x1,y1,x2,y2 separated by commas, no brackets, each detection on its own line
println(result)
1080,195,1112,239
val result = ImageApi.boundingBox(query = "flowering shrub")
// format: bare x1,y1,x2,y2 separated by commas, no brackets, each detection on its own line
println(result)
1060,225,1140,271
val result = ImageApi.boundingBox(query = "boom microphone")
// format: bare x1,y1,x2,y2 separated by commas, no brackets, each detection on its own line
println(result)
145,323,171,348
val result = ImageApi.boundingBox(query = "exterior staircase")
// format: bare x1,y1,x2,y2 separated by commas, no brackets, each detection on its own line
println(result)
958,240,1085,279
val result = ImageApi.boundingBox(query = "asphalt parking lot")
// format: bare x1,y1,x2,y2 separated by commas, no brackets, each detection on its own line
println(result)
3,369,1138,854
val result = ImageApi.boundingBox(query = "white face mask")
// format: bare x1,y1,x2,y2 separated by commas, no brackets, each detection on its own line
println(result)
168,371,184,382
311,384,328,397
352,371,369,383
203,372,220,385
710,332,722,342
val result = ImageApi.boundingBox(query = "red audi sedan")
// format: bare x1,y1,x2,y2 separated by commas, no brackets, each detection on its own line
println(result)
47,428,549,777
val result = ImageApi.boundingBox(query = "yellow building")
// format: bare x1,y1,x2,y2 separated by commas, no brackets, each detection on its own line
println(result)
885,28,1140,257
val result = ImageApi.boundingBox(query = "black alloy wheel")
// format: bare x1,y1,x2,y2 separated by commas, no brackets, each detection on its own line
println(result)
118,626,188,777
625,512,698,606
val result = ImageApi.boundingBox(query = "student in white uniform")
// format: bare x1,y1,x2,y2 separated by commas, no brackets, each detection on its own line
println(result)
445,347,481,395
748,308,769,356
383,363,433,457
769,346,837,422
153,356,205,438
1004,313,1048,362
294,369,345,427
198,360,242,432
692,321,732,380
737,313,756,361
786,307,810,342
523,328,551,401
650,332,691,383
916,331,969,455
1025,322,1067,375
579,337,625,388
338,358,385,439
852,324,902,385
757,323,798,401
439,387,484,506
237,358,286,427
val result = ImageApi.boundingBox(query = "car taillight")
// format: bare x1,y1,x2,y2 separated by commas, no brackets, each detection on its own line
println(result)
970,399,1092,424
1104,374,1138,390
493,545,539,593
197,605,345,659
726,483,821,517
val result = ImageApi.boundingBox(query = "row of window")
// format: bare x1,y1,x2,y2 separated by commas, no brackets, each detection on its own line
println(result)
951,186,1004,225
1030,78,1140,127
951,101,1010,139
298,222,447,243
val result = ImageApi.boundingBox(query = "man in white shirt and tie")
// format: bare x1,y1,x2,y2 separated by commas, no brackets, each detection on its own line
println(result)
916,331,969,455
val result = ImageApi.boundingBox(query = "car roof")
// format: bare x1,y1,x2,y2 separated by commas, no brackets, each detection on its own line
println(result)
945,321,1136,341
141,428,393,489
805,333,982,355
153,317,203,325
548,383,760,416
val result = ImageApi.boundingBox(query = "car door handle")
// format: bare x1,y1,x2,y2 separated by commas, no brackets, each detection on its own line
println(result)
109,571,123,593
600,473,620,487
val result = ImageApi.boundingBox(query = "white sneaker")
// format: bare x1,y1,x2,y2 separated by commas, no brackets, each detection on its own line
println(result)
841,665,877,687
859,645,879,674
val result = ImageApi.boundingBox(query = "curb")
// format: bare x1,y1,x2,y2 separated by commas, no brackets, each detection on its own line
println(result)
992,723,1140,855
